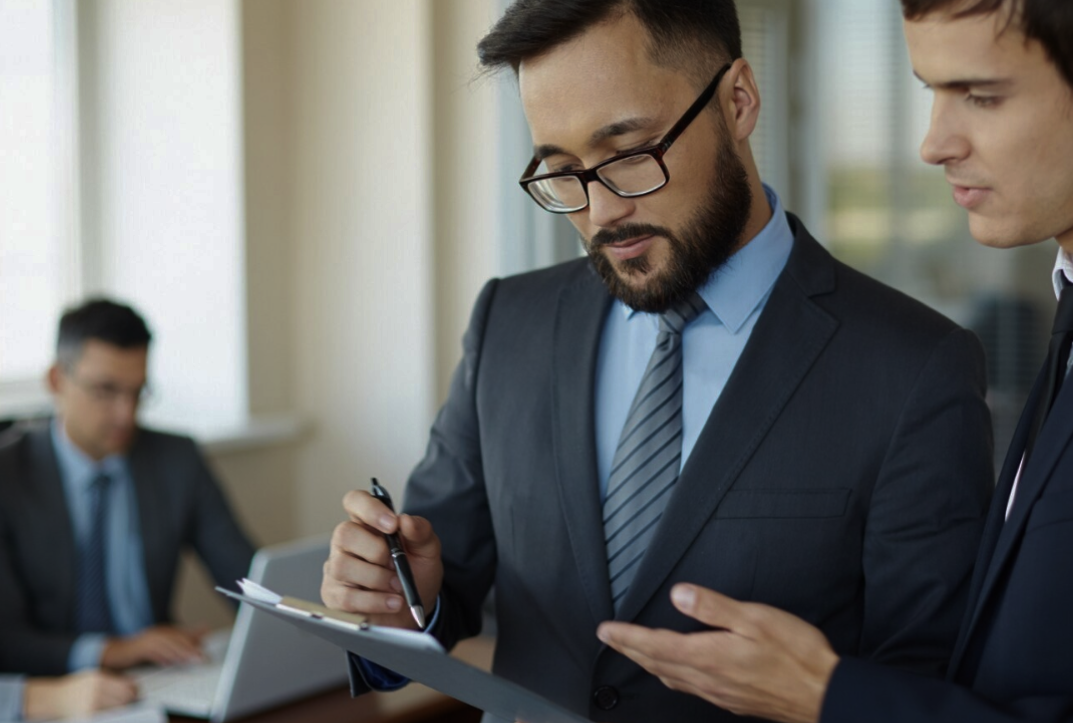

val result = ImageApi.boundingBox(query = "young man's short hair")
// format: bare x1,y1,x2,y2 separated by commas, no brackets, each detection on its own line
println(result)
56,298,152,369
901,0,1073,90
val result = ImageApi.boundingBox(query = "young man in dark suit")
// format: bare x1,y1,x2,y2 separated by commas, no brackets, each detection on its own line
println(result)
0,299,255,676
597,1,1073,721
321,2,996,721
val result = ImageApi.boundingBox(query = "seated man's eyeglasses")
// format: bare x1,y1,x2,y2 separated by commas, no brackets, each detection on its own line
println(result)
519,62,733,214
67,374,153,406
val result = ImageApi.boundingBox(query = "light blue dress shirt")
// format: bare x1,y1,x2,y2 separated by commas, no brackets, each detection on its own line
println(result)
0,675,25,721
595,183,793,497
51,421,154,671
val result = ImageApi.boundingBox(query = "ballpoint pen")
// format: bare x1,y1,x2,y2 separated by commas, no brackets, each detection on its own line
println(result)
370,478,426,630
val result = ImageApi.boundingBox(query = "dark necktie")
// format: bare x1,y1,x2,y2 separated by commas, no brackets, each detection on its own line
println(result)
603,292,706,612
1024,280,1073,464
75,473,116,633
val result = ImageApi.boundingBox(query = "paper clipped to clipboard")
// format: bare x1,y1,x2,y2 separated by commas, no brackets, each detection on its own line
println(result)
216,583,591,723
232,578,443,651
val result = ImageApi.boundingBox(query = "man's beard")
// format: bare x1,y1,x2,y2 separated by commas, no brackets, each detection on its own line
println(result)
585,131,753,314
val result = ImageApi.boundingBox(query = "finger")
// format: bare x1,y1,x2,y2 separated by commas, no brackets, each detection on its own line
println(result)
396,514,441,560
324,542,399,591
597,624,710,693
146,634,199,665
670,584,754,636
597,621,683,661
323,582,411,616
164,631,206,662
99,676,138,708
342,490,397,533
331,520,392,568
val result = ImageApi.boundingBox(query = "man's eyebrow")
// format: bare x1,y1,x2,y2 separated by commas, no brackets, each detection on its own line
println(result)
532,116,658,162
913,70,1013,90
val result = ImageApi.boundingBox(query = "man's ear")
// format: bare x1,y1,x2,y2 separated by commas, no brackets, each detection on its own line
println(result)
722,58,761,142
46,364,63,394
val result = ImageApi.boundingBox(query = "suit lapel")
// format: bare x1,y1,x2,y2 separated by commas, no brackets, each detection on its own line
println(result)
617,219,840,621
552,266,616,629
30,427,79,622
947,367,1041,675
952,369,1073,674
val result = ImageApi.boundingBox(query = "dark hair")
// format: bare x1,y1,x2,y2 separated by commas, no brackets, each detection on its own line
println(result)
477,0,742,88
56,298,152,369
901,0,1073,90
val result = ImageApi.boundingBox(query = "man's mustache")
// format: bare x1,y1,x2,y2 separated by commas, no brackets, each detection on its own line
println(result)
590,223,673,249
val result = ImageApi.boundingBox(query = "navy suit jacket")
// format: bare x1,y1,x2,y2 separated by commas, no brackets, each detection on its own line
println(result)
824,360,1073,723
352,214,994,723
0,422,255,675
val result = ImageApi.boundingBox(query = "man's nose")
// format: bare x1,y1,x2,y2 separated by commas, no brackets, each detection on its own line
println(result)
919,98,969,167
586,181,636,229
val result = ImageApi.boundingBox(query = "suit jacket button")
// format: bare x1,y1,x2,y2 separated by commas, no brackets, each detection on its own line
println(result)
593,685,619,710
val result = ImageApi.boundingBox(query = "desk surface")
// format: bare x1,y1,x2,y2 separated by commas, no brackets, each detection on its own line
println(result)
171,636,494,723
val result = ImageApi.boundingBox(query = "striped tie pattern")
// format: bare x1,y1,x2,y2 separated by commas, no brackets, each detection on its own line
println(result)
604,292,706,611
75,473,115,633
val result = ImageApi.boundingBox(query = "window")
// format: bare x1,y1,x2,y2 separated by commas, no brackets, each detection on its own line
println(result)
0,0,79,414
0,0,249,435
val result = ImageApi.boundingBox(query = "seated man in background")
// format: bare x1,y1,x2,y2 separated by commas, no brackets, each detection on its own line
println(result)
0,671,136,721
0,298,256,676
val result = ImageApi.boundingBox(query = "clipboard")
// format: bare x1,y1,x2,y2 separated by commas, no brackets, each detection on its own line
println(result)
216,588,591,723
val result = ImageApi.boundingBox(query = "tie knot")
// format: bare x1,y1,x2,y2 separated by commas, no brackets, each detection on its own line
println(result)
91,473,112,492
659,292,706,335
1055,281,1073,336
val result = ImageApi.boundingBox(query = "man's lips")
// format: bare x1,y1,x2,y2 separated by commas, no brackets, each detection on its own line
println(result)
600,234,655,261
950,183,991,209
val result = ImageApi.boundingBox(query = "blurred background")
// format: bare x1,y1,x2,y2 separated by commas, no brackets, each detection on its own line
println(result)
0,0,1055,625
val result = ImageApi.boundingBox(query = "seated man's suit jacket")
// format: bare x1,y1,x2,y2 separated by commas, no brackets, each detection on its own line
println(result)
824,360,1073,723
0,422,255,675
353,214,994,723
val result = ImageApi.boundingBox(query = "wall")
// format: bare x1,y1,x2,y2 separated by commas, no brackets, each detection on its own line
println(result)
173,0,503,627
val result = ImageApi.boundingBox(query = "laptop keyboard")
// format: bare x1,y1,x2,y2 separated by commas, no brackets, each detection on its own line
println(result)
130,630,231,717
135,662,222,716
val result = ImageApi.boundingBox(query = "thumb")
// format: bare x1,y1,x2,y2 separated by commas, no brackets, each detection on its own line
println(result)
397,514,441,560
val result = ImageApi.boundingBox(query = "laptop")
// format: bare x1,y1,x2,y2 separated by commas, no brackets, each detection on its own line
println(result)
132,535,349,721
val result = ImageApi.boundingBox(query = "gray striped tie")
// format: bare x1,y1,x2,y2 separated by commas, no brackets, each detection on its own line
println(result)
604,292,706,611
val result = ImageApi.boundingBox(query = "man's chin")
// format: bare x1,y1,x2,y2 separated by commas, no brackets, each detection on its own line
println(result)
104,431,136,455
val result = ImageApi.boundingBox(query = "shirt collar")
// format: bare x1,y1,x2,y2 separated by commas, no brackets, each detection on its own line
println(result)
620,183,794,334
1053,246,1073,298
51,418,126,491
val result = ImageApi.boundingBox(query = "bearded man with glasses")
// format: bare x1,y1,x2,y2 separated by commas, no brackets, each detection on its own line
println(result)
322,2,994,721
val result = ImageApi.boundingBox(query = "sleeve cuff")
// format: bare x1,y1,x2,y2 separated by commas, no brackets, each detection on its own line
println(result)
68,634,107,672
350,595,443,692
0,676,27,721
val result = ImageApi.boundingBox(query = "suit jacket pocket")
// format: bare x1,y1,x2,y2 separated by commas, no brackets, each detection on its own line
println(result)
1026,488,1073,532
714,488,850,519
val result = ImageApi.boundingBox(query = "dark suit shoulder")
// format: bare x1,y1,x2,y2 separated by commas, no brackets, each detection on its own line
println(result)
130,427,199,454
784,215,968,352
828,259,963,342
493,257,598,304
0,421,50,475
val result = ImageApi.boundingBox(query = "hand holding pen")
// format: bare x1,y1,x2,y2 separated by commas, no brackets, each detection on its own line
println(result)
321,478,442,629
370,479,426,630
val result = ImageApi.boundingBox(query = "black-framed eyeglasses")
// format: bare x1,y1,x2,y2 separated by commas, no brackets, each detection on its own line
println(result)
67,373,153,406
519,62,733,214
